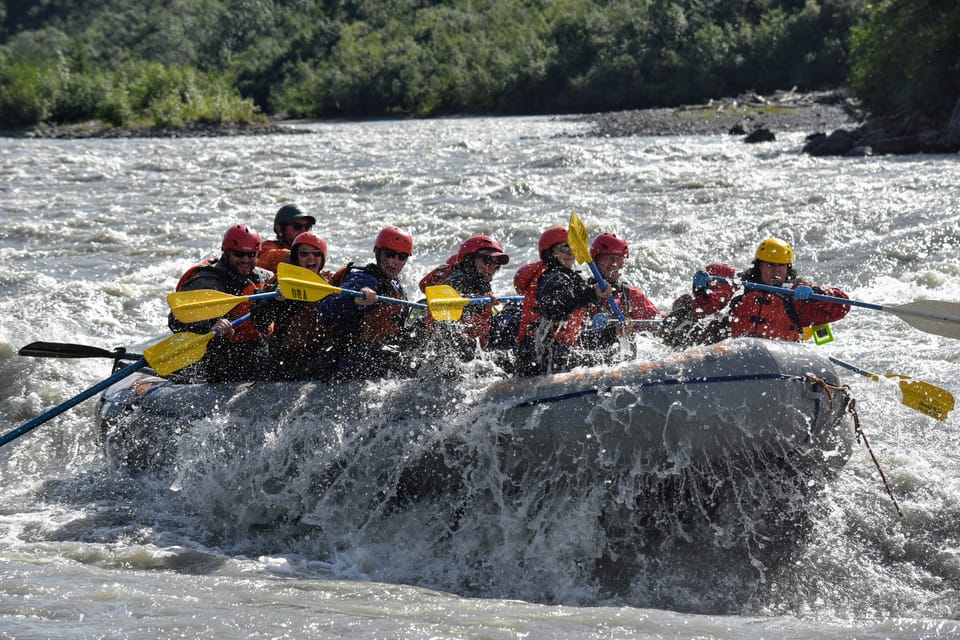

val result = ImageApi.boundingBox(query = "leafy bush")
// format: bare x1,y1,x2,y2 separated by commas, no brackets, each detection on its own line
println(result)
849,0,960,121
1,0,879,125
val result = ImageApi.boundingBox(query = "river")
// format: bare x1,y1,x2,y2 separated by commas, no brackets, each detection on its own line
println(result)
1,116,958,639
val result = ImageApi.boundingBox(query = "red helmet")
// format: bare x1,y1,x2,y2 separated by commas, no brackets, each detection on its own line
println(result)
538,226,568,260
590,232,629,259
221,224,261,253
291,232,328,267
447,235,509,266
374,226,414,255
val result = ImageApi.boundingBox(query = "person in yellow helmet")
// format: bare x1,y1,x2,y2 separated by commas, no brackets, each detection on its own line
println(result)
662,237,850,347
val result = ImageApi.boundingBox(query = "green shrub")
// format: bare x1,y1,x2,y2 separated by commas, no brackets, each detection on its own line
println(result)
850,0,960,121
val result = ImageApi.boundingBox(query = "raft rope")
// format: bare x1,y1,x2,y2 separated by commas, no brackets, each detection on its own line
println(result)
804,373,903,517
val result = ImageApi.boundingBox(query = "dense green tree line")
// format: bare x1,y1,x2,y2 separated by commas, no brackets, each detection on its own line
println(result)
0,0,956,129
849,0,960,124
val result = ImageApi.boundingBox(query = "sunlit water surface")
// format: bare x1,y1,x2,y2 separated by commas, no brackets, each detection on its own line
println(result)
1,117,959,639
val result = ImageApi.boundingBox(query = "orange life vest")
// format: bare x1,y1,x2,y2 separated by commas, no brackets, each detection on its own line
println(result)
257,239,289,274
279,303,330,351
339,264,407,345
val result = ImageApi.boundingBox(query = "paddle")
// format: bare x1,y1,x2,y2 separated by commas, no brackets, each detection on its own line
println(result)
142,313,251,377
423,285,524,321
567,211,627,325
168,289,280,323
707,275,960,340
828,356,954,422
0,357,151,448
276,262,427,311
2,313,255,448
18,342,143,361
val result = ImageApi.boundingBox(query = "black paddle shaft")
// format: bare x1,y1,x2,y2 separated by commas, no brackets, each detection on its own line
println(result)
18,342,144,361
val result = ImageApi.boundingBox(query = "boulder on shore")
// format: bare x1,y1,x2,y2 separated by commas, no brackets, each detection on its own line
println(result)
804,97,960,156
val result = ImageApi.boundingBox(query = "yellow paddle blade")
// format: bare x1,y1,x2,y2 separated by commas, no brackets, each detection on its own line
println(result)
424,284,468,321
888,375,955,422
143,331,215,377
277,262,338,302
567,210,592,264
167,289,245,323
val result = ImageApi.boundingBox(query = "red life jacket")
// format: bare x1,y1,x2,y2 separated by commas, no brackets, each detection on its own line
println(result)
597,283,661,320
279,303,330,351
554,308,587,345
727,290,803,341
627,286,659,319
516,263,586,346
418,264,454,293
176,260,272,343
516,262,550,343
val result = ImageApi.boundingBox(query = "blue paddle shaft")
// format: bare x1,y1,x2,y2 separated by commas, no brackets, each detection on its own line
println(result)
587,262,627,325
247,291,280,303
731,279,861,308
2,311,258,448
466,295,524,305
215,312,252,335
340,287,426,310
0,358,147,448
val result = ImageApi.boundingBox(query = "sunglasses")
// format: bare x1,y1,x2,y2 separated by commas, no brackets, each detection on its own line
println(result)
298,249,323,258
478,254,502,268
288,222,313,231
554,244,572,255
381,249,410,261
229,250,257,259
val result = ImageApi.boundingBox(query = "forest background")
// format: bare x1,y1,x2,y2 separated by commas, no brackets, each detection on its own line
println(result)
0,0,957,131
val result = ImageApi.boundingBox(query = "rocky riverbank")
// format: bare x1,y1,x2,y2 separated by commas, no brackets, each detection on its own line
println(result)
2,119,310,139
8,89,958,156
580,88,960,157
580,89,857,139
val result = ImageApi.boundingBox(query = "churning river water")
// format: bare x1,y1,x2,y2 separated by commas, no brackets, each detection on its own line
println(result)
1,116,959,639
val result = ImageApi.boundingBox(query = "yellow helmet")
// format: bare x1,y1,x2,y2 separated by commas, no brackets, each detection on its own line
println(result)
755,237,793,265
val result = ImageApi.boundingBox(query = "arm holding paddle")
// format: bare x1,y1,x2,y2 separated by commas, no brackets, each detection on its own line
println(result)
567,211,627,326
700,272,960,340
315,270,385,326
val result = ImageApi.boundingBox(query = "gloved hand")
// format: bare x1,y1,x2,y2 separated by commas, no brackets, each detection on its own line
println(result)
692,270,711,291
793,285,814,301
591,312,612,330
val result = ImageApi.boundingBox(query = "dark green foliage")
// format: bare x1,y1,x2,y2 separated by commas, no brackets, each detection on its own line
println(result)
850,0,960,122
0,54,263,128
0,0,903,127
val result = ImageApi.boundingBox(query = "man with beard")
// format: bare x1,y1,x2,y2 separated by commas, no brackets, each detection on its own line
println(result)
168,223,274,381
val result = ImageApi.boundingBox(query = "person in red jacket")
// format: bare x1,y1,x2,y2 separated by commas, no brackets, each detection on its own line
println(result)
661,237,850,348
582,232,661,337
515,226,612,376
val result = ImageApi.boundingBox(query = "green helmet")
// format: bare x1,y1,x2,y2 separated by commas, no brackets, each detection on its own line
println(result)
274,203,315,227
